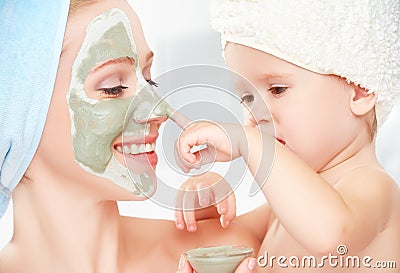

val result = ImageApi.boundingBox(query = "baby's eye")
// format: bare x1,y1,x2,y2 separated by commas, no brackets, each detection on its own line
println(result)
240,93,254,105
98,85,128,98
268,85,288,96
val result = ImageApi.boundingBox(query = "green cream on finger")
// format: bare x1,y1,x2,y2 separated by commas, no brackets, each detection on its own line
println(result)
66,8,170,196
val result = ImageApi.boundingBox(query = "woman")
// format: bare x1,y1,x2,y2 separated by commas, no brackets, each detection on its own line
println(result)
0,0,259,272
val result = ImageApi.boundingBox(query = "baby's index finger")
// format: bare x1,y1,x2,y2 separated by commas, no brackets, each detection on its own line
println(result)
169,108,192,130
183,152,197,164
177,141,201,164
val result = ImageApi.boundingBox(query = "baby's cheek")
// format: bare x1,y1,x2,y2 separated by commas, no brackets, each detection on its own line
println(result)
294,134,331,170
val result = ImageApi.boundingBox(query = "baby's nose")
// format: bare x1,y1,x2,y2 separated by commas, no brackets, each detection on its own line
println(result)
257,121,275,135
244,107,272,125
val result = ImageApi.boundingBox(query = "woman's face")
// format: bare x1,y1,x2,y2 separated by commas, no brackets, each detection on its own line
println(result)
37,0,169,200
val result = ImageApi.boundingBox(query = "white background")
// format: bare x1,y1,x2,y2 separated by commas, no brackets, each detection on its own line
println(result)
1,0,399,249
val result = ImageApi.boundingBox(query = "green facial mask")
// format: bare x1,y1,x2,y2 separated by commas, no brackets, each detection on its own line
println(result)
67,8,170,196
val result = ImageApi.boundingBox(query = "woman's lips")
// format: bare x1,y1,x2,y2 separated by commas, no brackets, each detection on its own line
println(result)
124,151,158,168
113,134,159,169
116,142,156,155
114,145,158,169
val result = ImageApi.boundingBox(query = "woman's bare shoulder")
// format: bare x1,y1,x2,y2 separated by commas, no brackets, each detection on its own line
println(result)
0,243,17,273
119,216,177,242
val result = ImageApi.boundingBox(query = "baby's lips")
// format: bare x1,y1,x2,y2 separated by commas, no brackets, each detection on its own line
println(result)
275,137,286,145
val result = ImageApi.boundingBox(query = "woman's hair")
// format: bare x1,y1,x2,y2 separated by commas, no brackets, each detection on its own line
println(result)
69,0,98,15
368,108,377,141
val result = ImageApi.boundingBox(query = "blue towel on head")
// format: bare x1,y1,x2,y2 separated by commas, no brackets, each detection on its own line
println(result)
0,0,70,218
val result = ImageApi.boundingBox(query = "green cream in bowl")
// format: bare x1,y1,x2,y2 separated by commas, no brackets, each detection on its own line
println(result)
185,245,253,273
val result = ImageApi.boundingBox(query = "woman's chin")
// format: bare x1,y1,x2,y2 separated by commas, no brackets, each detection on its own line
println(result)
111,149,158,198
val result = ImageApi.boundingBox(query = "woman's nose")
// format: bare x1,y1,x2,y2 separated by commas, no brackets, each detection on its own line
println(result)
148,115,168,124
135,115,168,124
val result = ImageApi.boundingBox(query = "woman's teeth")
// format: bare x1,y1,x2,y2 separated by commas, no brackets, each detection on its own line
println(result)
123,126,151,137
116,142,156,155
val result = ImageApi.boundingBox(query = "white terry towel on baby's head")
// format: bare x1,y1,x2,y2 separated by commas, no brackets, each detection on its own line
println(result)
0,0,70,218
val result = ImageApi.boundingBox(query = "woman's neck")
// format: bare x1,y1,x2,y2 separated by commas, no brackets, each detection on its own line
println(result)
8,171,123,273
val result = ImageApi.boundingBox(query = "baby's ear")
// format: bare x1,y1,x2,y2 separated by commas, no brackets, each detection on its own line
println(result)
350,85,377,116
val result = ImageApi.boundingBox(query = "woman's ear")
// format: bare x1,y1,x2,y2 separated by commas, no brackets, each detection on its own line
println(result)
350,85,377,116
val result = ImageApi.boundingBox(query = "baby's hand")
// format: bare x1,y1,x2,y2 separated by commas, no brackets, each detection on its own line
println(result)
175,121,246,173
174,172,236,232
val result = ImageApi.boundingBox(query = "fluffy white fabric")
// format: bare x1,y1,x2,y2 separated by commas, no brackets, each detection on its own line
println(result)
210,0,400,126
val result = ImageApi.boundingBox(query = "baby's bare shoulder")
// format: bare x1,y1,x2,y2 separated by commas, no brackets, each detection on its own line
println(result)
337,166,398,195
337,166,400,221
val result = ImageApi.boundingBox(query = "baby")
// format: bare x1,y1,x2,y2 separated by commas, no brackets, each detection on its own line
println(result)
174,0,400,272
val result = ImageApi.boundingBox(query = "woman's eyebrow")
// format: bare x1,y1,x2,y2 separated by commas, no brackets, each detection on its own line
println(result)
92,57,135,72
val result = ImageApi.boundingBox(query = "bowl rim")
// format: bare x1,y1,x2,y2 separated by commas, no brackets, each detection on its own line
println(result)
185,245,254,259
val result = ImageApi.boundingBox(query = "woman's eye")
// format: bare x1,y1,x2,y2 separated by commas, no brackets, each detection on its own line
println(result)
268,86,288,96
240,93,254,105
98,85,128,98
147,79,159,87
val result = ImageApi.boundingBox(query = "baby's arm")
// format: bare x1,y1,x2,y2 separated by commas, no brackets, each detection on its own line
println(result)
241,127,397,253
176,121,397,254
236,204,270,243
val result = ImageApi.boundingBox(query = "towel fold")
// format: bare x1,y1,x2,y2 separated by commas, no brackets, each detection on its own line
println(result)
0,0,70,218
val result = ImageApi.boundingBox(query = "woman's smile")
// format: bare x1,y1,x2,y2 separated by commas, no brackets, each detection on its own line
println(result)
113,131,160,169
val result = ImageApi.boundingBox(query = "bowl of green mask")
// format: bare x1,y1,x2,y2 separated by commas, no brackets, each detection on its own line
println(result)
185,245,253,273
